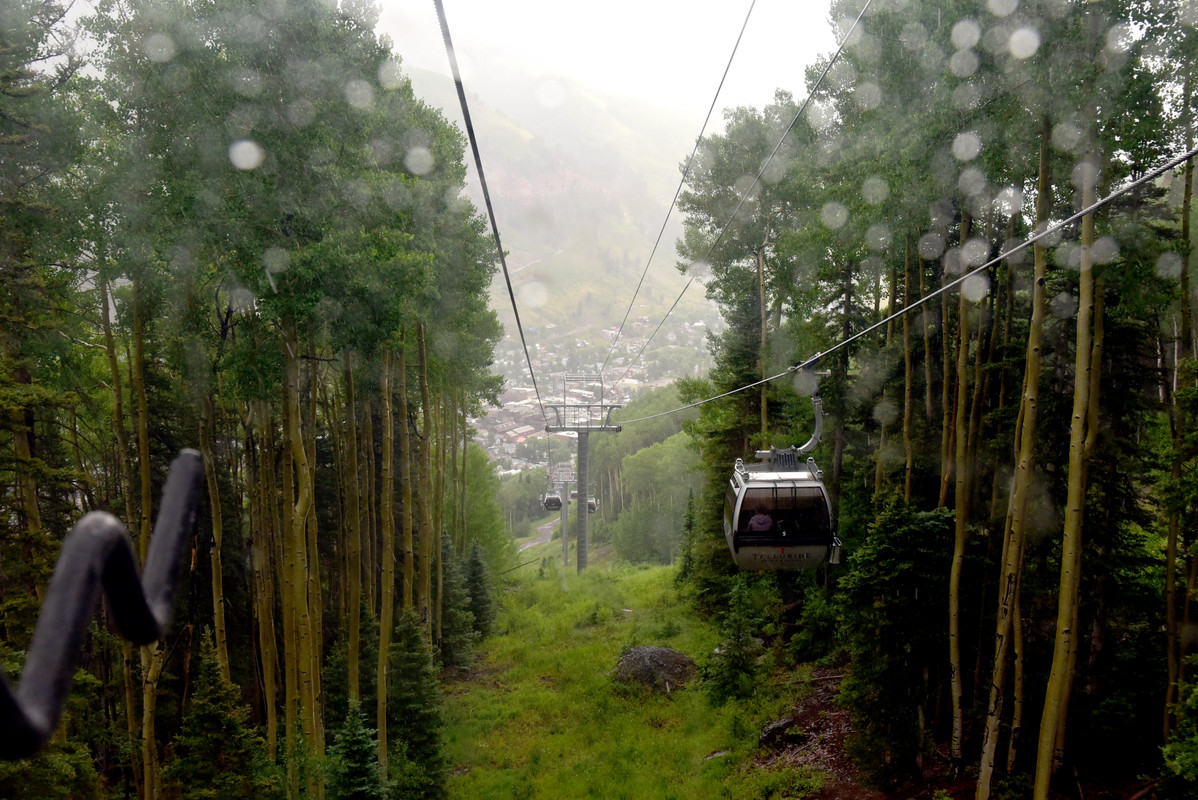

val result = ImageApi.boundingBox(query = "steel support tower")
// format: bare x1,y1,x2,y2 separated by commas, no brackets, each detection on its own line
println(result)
545,375,621,571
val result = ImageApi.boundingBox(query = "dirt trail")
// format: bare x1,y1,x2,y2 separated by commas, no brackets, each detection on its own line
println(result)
519,517,559,552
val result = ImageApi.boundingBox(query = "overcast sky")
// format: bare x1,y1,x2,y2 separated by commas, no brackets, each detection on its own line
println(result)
378,0,837,121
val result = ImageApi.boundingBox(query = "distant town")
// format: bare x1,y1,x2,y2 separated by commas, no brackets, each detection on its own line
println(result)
472,317,717,471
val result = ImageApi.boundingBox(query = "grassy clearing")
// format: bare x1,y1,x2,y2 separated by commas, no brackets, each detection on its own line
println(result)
444,543,825,799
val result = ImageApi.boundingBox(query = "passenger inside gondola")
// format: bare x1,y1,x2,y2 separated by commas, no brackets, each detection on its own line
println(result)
748,509,773,532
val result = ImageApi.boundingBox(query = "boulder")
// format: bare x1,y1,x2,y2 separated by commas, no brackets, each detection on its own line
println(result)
614,646,695,693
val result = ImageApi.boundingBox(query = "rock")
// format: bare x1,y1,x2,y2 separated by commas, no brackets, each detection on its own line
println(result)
614,646,695,693
759,716,808,749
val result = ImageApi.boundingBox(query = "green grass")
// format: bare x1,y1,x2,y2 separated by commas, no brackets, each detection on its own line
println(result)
444,547,825,799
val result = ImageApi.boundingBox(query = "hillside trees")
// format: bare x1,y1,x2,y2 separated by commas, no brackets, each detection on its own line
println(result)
674,0,1198,793
0,0,507,794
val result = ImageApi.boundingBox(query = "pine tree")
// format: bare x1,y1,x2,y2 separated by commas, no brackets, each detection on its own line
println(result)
326,701,386,800
465,543,494,640
439,534,478,671
386,609,447,800
703,576,761,706
162,633,281,800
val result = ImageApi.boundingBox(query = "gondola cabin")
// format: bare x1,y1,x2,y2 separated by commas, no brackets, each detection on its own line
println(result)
543,491,563,512
587,495,597,514
724,453,840,570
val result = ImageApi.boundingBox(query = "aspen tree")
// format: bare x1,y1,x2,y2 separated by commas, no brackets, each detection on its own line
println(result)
976,120,1052,800
377,346,396,772
1033,145,1101,800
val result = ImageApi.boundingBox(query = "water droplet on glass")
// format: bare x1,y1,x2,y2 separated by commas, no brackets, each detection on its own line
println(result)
963,237,990,266
519,281,548,308
952,19,982,49
994,186,1023,216
1105,23,1133,54
873,398,899,426
1071,160,1098,192
953,132,982,161
229,139,265,170
235,15,265,43
944,247,964,275
1092,236,1119,265
1051,291,1078,319
952,83,981,111
262,247,288,291
950,49,980,78
761,155,787,185
919,233,946,260
1156,252,1183,280
379,59,404,89
143,33,176,63
959,167,986,196
536,79,566,108
988,0,1018,17
854,81,882,110
962,273,990,302
1057,242,1082,270
344,79,374,110
866,224,893,251
821,202,848,229
828,60,858,91
1008,27,1040,59
1183,2,1198,27
383,178,410,210
1035,221,1064,248
368,138,394,165
900,22,929,51
405,146,435,176
287,100,315,128
792,369,818,397
1052,122,1083,153
344,180,372,209
862,176,890,204
233,68,261,97
230,286,256,313
861,254,885,277
835,16,863,47
806,100,836,133
263,247,289,274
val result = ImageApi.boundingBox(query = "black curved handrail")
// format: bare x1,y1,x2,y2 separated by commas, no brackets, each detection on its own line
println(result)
0,449,203,759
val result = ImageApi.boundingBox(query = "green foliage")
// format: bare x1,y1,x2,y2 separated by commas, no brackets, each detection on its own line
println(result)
835,505,953,790
387,609,447,800
609,432,699,565
440,535,479,670
163,633,281,800
326,701,386,800
325,604,381,730
788,583,841,665
465,542,495,640
0,739,102,800
1164,658,1198,787
703,576,766,706
462,442,515,575
445,560,810,798
722,764,824,799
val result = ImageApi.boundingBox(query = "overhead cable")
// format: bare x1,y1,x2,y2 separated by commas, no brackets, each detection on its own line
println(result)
618,143,1198,426
433,0,547,421
607,0,876,395
599,0,759,377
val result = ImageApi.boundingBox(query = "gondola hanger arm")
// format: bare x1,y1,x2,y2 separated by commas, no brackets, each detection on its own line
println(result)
0,450,203,760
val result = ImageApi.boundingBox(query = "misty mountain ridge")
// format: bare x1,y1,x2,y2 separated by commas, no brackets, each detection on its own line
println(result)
403,63,719,348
